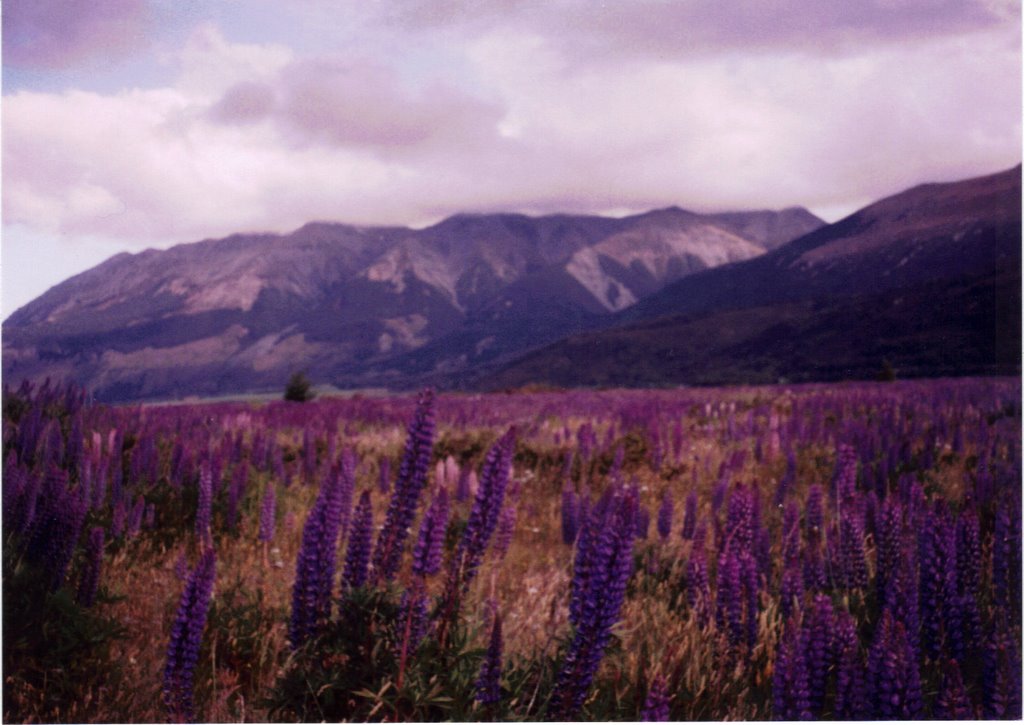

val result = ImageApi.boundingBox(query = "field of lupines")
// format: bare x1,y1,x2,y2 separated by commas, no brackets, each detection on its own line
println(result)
2,376,1021,722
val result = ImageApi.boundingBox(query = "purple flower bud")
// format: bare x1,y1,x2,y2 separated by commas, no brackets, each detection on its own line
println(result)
258,482,276,542
935,658,974,719
641,675,670,721
680,490,697,540
867,610,922,719
372,390,435,583
833,611,867,719
773,618,812,720
289,461,349,649
561,486,579,546
549,485,637,720
492,504,517,560
475,613,503,705
76,526,105,608
412,487,449,578
657,490,673,540
195,463,213,544
341,491,374,591
163,547,217,723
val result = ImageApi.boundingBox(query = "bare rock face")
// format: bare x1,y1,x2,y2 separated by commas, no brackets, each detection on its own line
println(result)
3,204,822,401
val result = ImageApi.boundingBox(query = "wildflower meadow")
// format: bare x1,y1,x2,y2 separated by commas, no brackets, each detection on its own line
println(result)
2,376,1020,721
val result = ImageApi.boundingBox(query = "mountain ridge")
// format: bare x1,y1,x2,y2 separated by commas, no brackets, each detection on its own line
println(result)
3,201,824,401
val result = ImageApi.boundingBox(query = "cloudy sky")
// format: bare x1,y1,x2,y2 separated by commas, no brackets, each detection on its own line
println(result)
2,0,1021,316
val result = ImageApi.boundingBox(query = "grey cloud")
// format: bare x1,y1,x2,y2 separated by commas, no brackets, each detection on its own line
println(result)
2,0,149,69
207,56,507,153
381,0,1014,62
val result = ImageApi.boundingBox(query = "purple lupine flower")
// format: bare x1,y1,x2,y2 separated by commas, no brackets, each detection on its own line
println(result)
24,469,87,591
833,611,867,720
774,450,797,506
396,586,431,655
561,485,579,545
867,609,922,719
641,675,670,721
831,443,858,502
475,613,503,705
195,462,213,544
412,486,449,578
372,390,435,583
163,547,217,723
493,504,517,560
289,463,347,649
802,539,826,592
341,490,374,591
725,484,755,551
992,503,1022,612
955,506,981,596
839,508,867,590
680,490,697,540
126,494,145,538
982,614,1022,719
875,497,903,608
802,595,835,716
686,543,711,625
715,546,746,646
934,658,974,719
918,504,956,659
772,618,812,721
657,490,673,540
780,555,804,621
446,427,515,596
258,482,276,542
804,485,824,545
549,485,637,720
76,526,105,608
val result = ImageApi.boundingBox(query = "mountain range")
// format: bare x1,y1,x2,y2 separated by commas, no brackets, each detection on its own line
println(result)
2,166,1018,401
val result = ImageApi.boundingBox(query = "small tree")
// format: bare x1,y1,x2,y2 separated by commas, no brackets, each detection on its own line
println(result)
284,372,315,402
876,359,897,383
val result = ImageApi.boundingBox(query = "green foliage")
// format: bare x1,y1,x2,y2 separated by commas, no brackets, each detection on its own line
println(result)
267,585,501,722
876,358,897,382
284,372,315,403
3,546,127,723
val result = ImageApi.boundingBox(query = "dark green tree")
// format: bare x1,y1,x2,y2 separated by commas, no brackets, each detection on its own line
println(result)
876,359,897,382
284,372,315,402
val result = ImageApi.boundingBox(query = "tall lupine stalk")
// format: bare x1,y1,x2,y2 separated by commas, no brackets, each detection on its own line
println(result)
76,526,105,607
195,462,213,546
439,428,516,635
561,484,579,545
867,609,922,719
372,390,435,583
289,459,350,649
475,612,504,707
772,617,812,720
548,485,637,720
656,489,673,540
340,490,374,592
680,489,697,540
163,547,217,723
412,486,449,578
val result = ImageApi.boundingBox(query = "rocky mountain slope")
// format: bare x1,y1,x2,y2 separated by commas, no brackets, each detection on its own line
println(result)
488,166,1022,388
3,205,822,401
